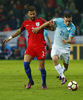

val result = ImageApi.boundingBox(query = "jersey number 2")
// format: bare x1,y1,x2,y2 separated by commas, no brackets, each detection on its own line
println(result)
60,31,64,36
42,51,45,58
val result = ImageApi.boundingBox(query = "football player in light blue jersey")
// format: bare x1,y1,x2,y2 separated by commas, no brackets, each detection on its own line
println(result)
32,12,76,85
52,17,75,50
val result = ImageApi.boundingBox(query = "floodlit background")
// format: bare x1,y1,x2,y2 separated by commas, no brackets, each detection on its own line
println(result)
0,0,83,60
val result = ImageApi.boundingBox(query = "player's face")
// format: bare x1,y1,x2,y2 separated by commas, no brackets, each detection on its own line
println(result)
64,17,72,26
28,11,36,21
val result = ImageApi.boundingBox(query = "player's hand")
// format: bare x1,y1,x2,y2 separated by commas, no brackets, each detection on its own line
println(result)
3,38,10,43
32,28,40,34
61,39,66,44
49,20,55,26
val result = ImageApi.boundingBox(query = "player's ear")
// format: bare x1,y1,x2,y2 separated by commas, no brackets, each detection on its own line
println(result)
35,12,37,16
27,12,29,16
71,17,72,22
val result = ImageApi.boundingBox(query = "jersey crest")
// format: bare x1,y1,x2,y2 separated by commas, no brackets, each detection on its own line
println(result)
67,27,71,30
36,22,40,27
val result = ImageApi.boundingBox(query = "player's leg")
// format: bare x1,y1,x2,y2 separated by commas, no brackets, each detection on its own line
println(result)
62,52,70,73
36,46,47,89
61,53,70,84
24,54,34,89
62,63,69,73
38,60,47,89
51,46,65,80
52,55,65,79
61,62,68,85
24,46,36,89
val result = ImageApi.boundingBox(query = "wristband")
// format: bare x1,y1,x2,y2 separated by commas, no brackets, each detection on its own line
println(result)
8,36,12,40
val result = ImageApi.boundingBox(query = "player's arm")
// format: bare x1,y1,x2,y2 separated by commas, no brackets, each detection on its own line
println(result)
32,21,50,33
62,27,76,44
3,21,25,43
62,36,73,44
3,29,22,43
32,20,55,33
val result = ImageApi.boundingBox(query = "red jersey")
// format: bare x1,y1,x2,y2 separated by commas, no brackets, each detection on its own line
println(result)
20,17,46,47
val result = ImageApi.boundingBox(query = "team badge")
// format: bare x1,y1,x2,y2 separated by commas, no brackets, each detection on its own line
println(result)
36,22,40,27
67,27,71,30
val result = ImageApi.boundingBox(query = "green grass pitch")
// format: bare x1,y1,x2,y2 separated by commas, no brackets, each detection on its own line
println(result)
0,60,83,100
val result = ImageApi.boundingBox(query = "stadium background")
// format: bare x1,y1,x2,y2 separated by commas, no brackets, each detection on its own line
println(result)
0,0,83,60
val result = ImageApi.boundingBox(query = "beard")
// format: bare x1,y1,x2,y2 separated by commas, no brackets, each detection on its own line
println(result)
30,17,35,21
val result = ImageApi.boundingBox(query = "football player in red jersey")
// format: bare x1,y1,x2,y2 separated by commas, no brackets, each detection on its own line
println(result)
3,6,50,89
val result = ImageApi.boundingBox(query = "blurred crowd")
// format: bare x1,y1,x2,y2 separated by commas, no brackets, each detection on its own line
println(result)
0,0,83,35
0,0,83,60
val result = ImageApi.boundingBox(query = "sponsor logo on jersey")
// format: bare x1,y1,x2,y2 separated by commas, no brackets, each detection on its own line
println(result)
32,27,34,29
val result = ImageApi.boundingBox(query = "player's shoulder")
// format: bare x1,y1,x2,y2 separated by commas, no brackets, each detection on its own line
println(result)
71,22,76,30
57,18,63,21
37,17,46,23
53,18,63,21
53,18,64,24
22,19,30,24
38,17,45,20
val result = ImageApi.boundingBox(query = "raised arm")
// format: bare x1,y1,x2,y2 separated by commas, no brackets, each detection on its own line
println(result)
3,29,22,43
32,20,55,33
32,21,50,33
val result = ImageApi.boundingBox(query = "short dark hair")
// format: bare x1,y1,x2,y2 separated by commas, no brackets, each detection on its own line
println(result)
64,12,72,18
28,6,36,12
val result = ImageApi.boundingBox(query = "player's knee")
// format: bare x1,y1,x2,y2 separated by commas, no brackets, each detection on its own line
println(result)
52,55,58,64
39,66,44,70
38,61,45,70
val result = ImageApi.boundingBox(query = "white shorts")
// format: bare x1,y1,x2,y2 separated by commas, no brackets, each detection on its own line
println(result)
51,45,70,64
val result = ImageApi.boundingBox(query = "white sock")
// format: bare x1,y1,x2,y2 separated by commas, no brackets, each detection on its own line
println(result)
54,64,65,78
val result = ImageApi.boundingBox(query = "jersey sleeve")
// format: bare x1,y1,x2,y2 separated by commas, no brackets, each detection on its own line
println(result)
69,26,76,37
52,18,63,25
20,22,25,31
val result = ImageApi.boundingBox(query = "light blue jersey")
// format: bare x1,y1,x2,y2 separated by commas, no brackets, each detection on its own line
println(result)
53,18,76,50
